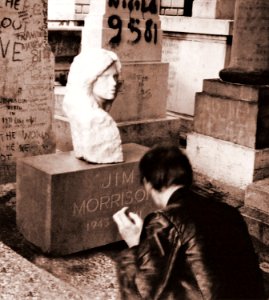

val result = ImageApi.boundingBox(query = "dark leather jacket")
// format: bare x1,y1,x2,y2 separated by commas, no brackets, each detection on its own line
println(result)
117,188,266,300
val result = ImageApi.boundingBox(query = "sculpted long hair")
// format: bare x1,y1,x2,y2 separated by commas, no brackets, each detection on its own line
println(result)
139,144,193,191
63,48,121,113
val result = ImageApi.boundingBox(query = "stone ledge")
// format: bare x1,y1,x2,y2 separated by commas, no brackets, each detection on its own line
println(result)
202,79,269,102
160,16,233,36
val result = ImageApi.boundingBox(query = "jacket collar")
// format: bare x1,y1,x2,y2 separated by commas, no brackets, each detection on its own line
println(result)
167,187,189,206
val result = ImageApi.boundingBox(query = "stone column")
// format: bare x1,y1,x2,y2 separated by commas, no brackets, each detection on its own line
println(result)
219,0,269,85
0,0,55,183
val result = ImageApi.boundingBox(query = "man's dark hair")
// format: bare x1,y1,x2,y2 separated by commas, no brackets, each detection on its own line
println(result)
139,144,193,191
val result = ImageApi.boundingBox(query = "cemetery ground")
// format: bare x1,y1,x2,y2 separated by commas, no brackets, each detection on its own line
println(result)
1,182,269,299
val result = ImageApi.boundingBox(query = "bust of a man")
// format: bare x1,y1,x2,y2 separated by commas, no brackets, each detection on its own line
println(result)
63,48,123,163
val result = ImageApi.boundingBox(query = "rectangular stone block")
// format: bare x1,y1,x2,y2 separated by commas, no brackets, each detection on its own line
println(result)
16,143,156,255
194,80,269,149
187,133,269,189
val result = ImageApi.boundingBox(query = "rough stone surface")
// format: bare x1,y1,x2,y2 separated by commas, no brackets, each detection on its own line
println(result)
0,0,55,184
0,242,87,300
194,91,258,148
194,80,269,149
16,143,156,255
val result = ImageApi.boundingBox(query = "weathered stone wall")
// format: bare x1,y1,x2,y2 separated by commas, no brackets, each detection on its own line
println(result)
0,0,55,183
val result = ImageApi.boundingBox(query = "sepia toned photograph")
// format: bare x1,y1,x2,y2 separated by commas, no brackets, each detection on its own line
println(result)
0,0,269,299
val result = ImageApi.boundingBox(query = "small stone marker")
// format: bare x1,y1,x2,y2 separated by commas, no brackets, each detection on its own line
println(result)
16,143,156,255
0,0,55,184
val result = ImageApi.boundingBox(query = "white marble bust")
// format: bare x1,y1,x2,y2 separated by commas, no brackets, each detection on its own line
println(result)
63,48,123,163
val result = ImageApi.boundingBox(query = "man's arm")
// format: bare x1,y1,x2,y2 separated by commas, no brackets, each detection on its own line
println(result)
115,211,179,299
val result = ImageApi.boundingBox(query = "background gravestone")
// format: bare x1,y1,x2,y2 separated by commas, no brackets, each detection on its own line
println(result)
187,0,269,190
76,0,169,122
0,0,55,184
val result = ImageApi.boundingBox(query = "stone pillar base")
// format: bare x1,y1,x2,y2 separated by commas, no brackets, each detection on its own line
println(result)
187,133,269,189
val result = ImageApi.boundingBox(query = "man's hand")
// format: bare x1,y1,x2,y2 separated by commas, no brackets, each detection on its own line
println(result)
113,207,143,248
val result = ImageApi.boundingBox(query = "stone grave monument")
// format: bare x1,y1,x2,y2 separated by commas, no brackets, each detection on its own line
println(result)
0,0,55,184
16,32,157,254
17,143,154,255
17,56,155,253
187,0,269,191
80,0,169,122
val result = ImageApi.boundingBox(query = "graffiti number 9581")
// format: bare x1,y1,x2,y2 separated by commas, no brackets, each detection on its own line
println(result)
108,15,158,46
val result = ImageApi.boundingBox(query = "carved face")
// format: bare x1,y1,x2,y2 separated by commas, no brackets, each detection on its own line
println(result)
92,63,119,111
